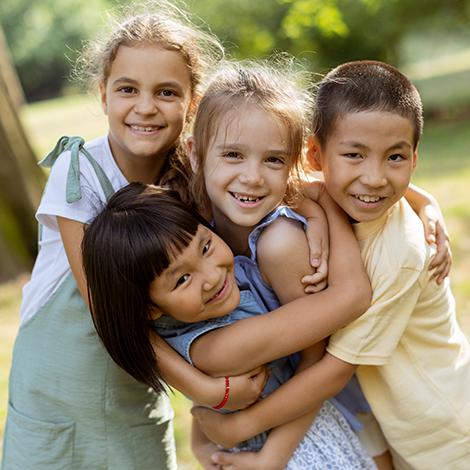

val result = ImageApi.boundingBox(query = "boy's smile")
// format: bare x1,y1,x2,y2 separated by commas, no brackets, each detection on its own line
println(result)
308,111,418,223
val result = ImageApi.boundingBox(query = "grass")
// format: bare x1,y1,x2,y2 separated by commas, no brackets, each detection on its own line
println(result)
1,92,470,467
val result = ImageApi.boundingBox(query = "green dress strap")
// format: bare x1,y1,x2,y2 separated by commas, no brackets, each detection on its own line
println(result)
39,135,115,203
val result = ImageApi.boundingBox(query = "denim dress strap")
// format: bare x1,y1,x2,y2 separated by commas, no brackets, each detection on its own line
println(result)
39,135,115,203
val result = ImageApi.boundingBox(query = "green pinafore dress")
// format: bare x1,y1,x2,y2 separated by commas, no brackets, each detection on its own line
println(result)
1,137,177,470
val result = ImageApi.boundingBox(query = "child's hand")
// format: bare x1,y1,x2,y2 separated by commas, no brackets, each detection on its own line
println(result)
192,418,224,470
301,221,328,294
223,365,269,411
191,406,244,449
194,441,224,470
418,204,452,285
292,189,329,294
210,449,284,470
405,184,452,285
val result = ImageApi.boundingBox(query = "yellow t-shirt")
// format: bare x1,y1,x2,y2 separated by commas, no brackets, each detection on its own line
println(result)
327,198,470,469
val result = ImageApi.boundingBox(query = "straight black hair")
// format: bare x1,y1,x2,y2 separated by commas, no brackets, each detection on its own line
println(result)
82,182,212,393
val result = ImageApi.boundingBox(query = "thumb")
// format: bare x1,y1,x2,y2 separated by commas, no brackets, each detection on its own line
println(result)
190,405,204,419
211,451,236,465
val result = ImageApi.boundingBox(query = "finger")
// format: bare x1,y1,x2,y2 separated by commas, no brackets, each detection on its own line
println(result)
190,405,204,419
315,260,328,280
246,364,264,377
301,272,326,285
436,260,451,285
428,249,446,270
251,365,270,389
424,219,436,244
430,258,451,284
304,281,327,294
212,451,249,468
308,245,322,269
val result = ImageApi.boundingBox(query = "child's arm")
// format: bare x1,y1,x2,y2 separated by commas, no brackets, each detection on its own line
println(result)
207,407,322,470
151,332,269,410
290,197,329,293
192,352,357,449
191,418,223,470
189,189,371,376
404,184,451,284
204,208,328,468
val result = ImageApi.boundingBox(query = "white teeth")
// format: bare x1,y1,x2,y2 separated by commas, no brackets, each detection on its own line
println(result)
356,195,382,203
209,282,225,301
130,125,158,132
232,193,261,203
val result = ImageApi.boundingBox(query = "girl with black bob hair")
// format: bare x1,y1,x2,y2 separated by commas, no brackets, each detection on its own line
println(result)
82,182,213,392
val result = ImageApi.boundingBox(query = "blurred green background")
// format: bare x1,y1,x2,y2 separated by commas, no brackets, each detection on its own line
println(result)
1,0,469,468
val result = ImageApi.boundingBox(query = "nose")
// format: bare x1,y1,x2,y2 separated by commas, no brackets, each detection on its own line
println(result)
202,264,221,292
359,159,387,188
238,161,264,187
134,93,158,116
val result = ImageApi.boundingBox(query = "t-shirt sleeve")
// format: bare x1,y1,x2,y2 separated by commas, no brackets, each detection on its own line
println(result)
37,150,108,231
327,265,424,365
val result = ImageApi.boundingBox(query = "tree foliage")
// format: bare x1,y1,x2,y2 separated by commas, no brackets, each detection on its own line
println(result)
0,0,112,101
0,0,469,100
189,0,470,70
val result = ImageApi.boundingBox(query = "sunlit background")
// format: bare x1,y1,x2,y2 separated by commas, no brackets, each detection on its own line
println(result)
1,1,469,468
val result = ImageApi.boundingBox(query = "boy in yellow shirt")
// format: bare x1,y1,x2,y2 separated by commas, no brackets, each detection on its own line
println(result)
192,60,470,469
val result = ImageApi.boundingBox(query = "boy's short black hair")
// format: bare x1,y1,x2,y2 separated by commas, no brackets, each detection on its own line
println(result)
312,60,423,149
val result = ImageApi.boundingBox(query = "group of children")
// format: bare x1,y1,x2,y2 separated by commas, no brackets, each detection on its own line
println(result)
1,1,469,470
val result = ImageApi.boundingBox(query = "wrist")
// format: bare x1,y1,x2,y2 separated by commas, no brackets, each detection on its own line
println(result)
256,449,287,470
212,376,230,409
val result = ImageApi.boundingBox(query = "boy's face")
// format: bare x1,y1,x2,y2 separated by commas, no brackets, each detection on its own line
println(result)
308,111,418,223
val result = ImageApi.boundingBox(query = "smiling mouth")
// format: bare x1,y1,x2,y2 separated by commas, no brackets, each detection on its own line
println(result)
230,192,264,203
354,195,384,203
129,125,162,132
207,277,228,303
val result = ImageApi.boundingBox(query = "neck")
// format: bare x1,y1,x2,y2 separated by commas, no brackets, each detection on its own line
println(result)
108,136,168,184
213,213,253,257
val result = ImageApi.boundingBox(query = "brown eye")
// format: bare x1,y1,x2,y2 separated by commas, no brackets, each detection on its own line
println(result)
175,274,189,287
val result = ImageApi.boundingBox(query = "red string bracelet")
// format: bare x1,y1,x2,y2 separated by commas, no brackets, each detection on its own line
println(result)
212,376,230,409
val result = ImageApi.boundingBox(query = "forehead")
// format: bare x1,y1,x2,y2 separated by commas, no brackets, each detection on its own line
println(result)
110,44,192,89
330,111,415,147
210,105,288,146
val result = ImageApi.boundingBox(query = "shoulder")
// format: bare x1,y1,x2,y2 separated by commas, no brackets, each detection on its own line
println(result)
257,215,306,261
37,135,115,228
363,200,436,281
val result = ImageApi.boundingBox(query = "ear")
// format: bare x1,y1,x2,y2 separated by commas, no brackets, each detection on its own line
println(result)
187,136,199,173
411,147,418,174
99,81,108,115
306,134,323,172
149,305,164,321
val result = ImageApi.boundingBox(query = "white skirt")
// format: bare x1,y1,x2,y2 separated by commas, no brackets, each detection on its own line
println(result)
285,401,378,470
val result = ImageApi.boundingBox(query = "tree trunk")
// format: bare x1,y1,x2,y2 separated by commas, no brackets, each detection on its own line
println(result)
0,26,46,281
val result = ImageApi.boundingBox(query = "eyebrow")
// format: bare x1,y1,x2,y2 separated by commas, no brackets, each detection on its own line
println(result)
215,142,289,155
111,77,185,92
339,140,413,151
